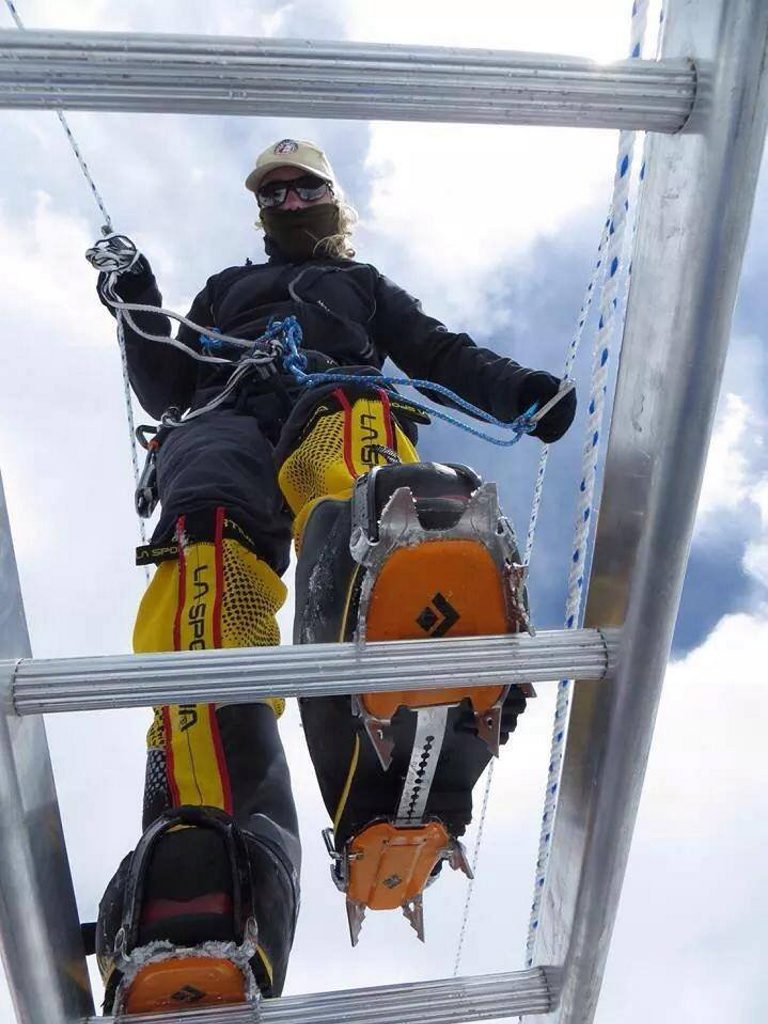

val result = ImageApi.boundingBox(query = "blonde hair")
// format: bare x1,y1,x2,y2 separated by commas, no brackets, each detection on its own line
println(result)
256,192,359,260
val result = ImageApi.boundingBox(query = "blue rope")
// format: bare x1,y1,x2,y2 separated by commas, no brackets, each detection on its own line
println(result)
275,315,538,448
199,327,225,354
199,318,296,358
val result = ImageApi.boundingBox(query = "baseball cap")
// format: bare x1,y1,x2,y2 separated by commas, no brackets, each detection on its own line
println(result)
245,139,337,195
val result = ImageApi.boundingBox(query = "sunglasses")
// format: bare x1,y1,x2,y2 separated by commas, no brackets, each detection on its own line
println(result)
256,174,333,208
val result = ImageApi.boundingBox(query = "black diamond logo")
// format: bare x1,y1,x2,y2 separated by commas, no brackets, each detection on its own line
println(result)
416,606,438,632
172,985,206,1003
416,593,460,637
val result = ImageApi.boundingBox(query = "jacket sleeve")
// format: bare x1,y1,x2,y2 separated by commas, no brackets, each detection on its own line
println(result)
98,258,209,420
370,271,533,422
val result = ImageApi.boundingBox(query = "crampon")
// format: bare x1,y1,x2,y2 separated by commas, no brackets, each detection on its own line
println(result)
105,807,263,1016
313,461,534,944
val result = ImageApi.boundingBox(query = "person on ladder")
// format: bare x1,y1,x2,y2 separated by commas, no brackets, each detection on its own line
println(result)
89,138,576,1016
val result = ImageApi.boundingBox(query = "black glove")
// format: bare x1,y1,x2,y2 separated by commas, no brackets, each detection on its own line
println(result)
518,370,577,443
94,255,154,314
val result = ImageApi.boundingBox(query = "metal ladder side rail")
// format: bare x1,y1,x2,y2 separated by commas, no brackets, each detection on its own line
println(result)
3,628,618,716
522,1,768,1020
0,29,696,131
0,477,95,1022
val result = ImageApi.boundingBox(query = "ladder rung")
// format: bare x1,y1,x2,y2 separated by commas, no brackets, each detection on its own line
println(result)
5,628,617,715
0,29,695,131
89,967,556,1023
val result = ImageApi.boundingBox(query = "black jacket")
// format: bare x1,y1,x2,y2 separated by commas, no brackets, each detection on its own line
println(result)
106,252,535,424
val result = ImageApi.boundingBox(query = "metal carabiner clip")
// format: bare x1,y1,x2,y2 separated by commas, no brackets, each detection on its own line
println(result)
135,425,160,518
528,377,576,426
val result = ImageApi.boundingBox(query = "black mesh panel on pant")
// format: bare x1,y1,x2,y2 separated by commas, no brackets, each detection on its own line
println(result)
220,541,282,648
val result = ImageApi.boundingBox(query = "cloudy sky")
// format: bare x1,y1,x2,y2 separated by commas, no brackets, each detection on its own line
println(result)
1,1,767,1021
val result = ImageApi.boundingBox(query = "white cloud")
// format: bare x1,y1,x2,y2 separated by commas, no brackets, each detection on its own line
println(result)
696,393,753,521
744,480,768,587
600,609,768,1022
0,192,107,349
346,0,655,60
693,387,768,598
10,0,286,35
345,0,661,325
360,121,618,328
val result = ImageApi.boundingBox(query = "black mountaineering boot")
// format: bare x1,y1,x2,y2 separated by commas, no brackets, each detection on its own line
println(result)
97,806,266,1016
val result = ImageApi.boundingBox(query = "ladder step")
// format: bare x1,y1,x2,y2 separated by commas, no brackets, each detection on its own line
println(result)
89,967,556,1022
5,628,617,715
0,29,695,131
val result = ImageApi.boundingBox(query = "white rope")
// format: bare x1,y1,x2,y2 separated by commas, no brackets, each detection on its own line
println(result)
101,293,267,364
4,1,114,232
451,213,610,974
452,149,623,991
115,311,150,567
523,214,611,566
524,0,651,969
452,758,495,976
97,279,282,427
453,2,651,977
451,221,613,980
5,0,169,580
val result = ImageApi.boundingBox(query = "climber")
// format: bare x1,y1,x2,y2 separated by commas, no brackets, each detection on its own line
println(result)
89,137,576,1015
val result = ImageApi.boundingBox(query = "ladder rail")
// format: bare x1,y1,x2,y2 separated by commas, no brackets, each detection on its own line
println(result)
0,473,95,1023
0,29,695,130
523,1,768,1020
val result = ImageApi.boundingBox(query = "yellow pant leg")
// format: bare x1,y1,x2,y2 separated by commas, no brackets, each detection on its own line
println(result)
278,387,419,546
134,525,287,815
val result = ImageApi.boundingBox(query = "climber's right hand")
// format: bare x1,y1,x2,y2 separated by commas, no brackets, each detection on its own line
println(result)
518,371,577,443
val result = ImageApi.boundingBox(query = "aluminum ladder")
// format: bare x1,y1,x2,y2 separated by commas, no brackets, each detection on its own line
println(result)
1,0,767,1020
